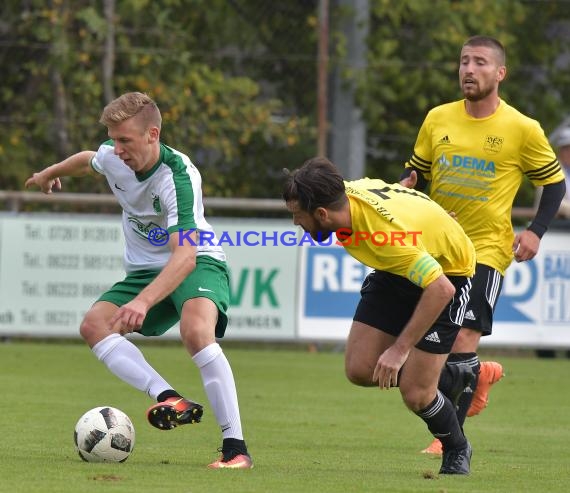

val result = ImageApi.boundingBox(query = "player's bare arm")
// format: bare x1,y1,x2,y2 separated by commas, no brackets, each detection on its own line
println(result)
24,150,97,193
108,230,197,333
373,274,456,389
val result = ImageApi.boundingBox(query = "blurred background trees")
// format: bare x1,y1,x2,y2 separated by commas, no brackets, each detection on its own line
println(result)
1,0,569,204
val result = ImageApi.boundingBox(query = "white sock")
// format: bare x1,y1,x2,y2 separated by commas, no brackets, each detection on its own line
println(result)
193,343,244,440
92,333,172,400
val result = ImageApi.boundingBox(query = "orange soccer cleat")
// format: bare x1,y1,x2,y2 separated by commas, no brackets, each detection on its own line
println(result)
146,397,203,430
421,438,443,455
208,452,253,469
467,361,504,417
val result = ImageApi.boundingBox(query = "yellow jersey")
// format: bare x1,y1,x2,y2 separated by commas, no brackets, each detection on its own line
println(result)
405,99,564,274
340,178,476,289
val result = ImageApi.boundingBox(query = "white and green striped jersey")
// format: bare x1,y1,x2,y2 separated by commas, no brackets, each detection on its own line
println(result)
91,141,226,272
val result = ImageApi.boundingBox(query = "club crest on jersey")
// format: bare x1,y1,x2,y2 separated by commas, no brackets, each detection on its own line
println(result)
152,193,161,214
484,135,503,154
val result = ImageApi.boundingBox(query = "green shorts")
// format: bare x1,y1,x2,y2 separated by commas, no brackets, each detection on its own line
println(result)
97,255,230,338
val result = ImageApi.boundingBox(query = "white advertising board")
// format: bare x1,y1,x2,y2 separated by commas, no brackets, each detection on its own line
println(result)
0,215,298,340
0,215,124,336
1,213,569,348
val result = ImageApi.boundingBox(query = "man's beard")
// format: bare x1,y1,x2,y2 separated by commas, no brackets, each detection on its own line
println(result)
310,230,332,242
463,83,494,102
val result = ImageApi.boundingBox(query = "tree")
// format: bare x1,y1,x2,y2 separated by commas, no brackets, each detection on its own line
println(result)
0,0,316,199
1,0,569,207
358,0,570,206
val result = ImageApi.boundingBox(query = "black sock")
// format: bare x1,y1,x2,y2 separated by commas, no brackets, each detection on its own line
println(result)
416,391,467,451
156,389,182,402
222,438,249,458
447,352,480,427
438,364,454,396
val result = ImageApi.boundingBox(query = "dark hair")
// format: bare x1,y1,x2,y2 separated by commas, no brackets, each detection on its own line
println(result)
463,35,506,65
282,157,347,212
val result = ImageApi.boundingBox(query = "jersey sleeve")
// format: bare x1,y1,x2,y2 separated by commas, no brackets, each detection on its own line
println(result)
404,115,433,181
522,122,565,186
366,239,444,289
90,140,114,175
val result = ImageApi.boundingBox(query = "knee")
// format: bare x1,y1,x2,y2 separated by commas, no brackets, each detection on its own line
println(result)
79,313,103,344
180,325,214,356
400,384,432,413
345,362,374,387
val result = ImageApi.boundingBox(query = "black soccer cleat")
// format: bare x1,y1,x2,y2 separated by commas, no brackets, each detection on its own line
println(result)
439,441,472,475
146,397,203,430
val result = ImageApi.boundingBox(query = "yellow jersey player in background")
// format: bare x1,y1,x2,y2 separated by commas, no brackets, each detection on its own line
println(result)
283,157,477,475
400,35,566,455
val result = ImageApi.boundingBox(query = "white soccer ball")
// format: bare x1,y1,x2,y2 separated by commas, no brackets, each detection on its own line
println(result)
74,406,135,462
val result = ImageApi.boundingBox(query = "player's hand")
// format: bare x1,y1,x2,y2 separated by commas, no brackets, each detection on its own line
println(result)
24,171,62,194
399,170,417,189
448,211,457,221
512,230,540,262
372,346,409,390
108,299,149,335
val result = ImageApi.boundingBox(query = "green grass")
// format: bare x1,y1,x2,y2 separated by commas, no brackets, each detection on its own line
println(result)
1,341,569,493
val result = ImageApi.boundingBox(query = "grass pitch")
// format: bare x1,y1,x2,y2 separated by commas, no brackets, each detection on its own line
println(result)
1,340,569,492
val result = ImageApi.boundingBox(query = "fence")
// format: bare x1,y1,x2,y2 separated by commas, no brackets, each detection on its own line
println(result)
0,190,536,218
0,191,286,214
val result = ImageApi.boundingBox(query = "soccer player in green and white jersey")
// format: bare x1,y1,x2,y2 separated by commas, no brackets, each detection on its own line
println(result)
25,92,252,469
400,35,566,454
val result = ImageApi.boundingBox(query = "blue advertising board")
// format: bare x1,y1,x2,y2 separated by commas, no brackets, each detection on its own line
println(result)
298,234,570,347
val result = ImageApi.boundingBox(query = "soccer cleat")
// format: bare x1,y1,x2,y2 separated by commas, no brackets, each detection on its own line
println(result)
439,441,472,475
448,363,476,409
208,451,253,469
421,438,443,455
467,361,504,417
146,397,203,430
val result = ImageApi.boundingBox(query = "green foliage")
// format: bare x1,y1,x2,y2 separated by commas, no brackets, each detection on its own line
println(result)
1,1,570,202
0,0,316,197
360,0,570,191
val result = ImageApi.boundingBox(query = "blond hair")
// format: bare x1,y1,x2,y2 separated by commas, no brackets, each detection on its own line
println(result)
99,92,162,130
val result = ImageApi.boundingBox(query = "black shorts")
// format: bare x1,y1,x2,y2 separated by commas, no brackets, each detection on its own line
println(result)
353,270,472,354
461,263,503,336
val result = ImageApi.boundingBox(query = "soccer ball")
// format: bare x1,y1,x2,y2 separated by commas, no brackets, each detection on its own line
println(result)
74,406,135,462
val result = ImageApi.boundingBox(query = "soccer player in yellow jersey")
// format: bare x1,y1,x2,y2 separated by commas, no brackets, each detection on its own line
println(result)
283,157,477,475
401,35,566,454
